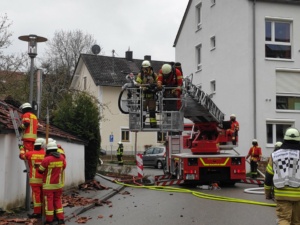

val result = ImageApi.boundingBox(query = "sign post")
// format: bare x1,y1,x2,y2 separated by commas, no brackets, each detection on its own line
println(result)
109,133,114,161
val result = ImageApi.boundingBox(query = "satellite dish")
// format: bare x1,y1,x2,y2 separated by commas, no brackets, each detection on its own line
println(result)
91,45,101,55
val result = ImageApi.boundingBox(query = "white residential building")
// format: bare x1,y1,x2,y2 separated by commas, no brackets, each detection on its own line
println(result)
174,0,300,157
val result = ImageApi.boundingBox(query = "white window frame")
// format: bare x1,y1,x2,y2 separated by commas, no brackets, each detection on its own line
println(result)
157,132,166,143
266,119,294,147
196,3,202,30
265,17,292,59
121,128,130,143
196,44,202,71
210,80,216,94
83,76,87,90
210,36,216,50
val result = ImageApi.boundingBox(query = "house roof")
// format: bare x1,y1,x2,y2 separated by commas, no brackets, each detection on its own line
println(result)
173,0,300,47
0,99,85,144
76,53,168,87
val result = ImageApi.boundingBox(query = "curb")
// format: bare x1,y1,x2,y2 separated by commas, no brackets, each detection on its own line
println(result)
64,175,125,220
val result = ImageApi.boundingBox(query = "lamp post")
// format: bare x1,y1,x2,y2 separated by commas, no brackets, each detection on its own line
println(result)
18,34,47,105
18,34,47,211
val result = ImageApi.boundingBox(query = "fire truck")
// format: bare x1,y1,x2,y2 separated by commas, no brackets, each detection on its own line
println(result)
119,73,246,185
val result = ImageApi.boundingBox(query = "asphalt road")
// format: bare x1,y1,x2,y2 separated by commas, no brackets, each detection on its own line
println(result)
66,166,277,225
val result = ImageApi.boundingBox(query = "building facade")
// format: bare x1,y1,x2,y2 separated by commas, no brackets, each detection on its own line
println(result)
174,0,300,157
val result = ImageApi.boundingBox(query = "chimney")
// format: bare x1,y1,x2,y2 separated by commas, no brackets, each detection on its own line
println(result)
144,55,151,61
125,50,133,61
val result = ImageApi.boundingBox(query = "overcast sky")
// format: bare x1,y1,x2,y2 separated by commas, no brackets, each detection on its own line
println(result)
2,0,189,62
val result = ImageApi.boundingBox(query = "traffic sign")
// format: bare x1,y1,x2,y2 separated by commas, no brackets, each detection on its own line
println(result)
109,134,114,143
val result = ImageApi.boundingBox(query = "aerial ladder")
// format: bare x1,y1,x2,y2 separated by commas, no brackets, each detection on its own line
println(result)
119,73,246,185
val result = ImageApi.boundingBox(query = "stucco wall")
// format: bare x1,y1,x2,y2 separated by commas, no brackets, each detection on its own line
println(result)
0,134,85,210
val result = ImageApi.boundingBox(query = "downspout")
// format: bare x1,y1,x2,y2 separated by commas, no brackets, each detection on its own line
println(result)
252,0,257,138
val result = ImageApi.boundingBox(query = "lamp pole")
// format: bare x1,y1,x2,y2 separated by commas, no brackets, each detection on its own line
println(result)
18,34,47,105
18,34,47,211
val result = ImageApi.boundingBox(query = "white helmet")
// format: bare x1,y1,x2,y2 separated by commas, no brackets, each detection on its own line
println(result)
142,60,151,68
47,142,58,151
284,128,300,141
162,64,172,75
34,138,45,146
230,114,236,118
20,103,32,110
118,141,122,144
275,141,283,148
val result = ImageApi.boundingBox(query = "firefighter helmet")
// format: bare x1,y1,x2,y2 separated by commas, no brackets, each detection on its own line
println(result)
34,138,45,146
284,128,300,141
230,114,236,118
252,139,258,145
162,64,172,75
20,102,32,110
142,60,151,68
118,141,122,145
46,142,58,151
275,141,282,148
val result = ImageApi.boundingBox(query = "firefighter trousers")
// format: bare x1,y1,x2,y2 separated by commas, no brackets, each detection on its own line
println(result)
276,200,300,225
43,189,64,223
250,160,258,178
30,185,43,214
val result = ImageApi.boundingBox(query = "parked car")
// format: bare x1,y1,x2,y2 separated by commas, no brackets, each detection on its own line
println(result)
99,149,107,155
142,146,166,169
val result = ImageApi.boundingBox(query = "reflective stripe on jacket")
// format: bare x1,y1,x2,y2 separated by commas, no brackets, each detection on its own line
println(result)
21,112,38,141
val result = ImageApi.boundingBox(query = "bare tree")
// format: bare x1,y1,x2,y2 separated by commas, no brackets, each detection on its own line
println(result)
38,29,101,118
0,14,29,102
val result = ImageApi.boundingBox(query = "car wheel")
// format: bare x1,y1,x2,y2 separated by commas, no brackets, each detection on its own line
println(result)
157,161,163,169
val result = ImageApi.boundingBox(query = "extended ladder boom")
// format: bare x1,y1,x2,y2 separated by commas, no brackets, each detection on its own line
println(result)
183,76,224,124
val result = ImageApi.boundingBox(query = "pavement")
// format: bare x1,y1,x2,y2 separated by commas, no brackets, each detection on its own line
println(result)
63,173,125,221
0,164,138,224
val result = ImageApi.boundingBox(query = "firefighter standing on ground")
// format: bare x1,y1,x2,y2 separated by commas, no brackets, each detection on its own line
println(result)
225,114,239,144
19,138,45,219
136,60,158,128
264,128,300,225
116,142,124,166
157,63,183,111
246,139,262,178
38,142,66,225
19,102,38,154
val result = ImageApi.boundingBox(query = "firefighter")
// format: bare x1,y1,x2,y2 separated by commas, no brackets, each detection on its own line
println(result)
20,138,45,219
38,142,66,225
264,128,300,225
225,114,239,144
116,141,124,166
246,139,262,179
19,102,38,154
157,63,183,111
136,60,158,128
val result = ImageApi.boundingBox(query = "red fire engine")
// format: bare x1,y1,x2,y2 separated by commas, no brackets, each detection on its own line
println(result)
119,72,246,185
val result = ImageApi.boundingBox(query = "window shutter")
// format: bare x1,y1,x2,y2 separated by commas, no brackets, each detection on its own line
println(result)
276,71,300,94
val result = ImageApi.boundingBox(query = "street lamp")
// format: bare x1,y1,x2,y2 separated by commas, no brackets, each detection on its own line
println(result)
18,34,47,105
18,34,47,211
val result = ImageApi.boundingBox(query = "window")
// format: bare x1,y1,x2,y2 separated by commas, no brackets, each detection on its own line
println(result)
211,0,216,7
83,77,87,90
266,121,293,144
276,70,300,110
210,36,216,50
121,129,130,142
210,80,216,93
276,96,300,110
196,44,202,70
196,3,202,30
265,19,292,59
157,132,166,143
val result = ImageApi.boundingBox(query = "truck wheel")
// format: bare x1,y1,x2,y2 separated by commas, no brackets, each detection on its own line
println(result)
157,161,163,169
